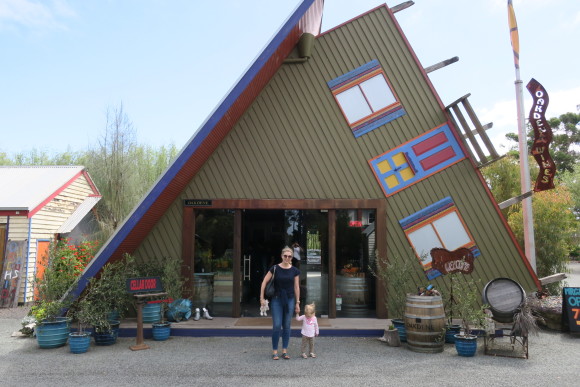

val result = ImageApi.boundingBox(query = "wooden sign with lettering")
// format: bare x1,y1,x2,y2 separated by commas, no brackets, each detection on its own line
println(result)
430,247,474,275
527,78,556,192
562,287,580,333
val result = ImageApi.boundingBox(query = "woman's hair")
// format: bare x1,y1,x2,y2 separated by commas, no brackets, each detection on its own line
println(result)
281,246,293,256
304,303,316,316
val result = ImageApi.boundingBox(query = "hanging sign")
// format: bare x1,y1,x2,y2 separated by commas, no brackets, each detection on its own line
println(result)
430,247,474,275
526,78,555,192
562,287,580,333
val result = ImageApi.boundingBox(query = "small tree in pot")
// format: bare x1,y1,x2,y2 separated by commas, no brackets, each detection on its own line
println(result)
446,273,489,356
370,255,415,344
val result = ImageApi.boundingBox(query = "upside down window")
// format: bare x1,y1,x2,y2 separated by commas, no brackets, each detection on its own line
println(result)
399,197,479,280
328,60,405,137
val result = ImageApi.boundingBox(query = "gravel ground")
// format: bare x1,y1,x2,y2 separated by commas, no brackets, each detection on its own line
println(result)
1,312,579,386
1,263,577,386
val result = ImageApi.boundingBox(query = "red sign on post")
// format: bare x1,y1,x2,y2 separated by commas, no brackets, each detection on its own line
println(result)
527,78,556,192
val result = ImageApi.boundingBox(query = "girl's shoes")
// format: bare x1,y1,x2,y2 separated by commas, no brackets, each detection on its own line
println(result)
310,353,317,358
301,353,307,359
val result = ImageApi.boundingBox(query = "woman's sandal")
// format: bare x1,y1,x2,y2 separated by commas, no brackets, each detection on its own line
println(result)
309,353,317,358
272,353,279,360
301,353,308,359
282,353,290,360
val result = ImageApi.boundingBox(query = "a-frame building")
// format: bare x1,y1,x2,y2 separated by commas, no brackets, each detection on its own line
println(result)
75,0,539,320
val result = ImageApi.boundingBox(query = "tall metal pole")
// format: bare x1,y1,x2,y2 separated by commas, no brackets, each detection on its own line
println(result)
509,1,536,272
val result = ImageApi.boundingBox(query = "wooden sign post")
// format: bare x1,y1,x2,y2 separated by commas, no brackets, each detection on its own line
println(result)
126,277,167,351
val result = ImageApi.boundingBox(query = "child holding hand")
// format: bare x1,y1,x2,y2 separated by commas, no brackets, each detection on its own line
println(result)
296,303,319,358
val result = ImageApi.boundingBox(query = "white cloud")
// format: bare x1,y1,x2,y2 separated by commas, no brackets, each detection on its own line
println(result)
0,0,75,30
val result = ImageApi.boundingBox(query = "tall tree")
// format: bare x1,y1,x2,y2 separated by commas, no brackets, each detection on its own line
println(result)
482,155,577,293
86,104,138,235
505,111,580,173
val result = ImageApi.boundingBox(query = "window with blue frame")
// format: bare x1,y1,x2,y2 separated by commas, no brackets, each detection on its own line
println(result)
368,123,465,197
328,60,405,137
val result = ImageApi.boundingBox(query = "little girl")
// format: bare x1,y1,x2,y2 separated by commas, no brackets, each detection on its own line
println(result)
296,303,319,358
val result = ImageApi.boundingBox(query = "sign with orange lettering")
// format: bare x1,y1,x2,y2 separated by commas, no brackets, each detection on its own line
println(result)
527,78,556,192
562,287,580,333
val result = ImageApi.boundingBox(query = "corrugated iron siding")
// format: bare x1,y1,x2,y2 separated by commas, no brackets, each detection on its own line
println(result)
134,6,536,293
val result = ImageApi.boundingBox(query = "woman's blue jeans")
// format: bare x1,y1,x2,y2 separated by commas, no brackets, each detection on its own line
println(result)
270,295,295,350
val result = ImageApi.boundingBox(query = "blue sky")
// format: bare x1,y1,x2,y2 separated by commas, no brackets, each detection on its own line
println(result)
1,0,578,157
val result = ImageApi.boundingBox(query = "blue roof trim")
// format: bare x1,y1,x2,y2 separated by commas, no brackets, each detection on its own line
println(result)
72,0,317,299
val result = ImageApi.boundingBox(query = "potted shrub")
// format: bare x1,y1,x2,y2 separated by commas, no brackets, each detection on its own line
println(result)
66,298,94,354
137,255,187,327
80,254,137,346
447,273,489,357
370,255,415,343
151,302,171,341
28,239,95,348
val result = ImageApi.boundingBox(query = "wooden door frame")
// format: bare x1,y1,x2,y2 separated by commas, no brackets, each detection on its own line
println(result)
181,199,387,318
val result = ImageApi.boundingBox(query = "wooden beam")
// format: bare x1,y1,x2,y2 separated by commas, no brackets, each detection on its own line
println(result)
498,191,533,209
391,1,414,13
425,56,459,74
539,273,567,286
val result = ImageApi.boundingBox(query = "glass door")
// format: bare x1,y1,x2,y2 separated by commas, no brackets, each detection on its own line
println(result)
335,209,376,317
193,209,234,317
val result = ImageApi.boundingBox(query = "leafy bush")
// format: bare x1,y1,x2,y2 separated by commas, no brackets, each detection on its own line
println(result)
31,239,98,322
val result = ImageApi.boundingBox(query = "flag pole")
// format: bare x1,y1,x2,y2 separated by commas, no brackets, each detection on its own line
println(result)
509,0,536,272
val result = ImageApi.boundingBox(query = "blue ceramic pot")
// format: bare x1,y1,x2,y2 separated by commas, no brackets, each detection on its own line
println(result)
69,332,91,354
392,319,407,342
445,325,461,344
454,334,478,357
93,320,120,346
152,322,171,341
36,317,71,349
142,303,162,323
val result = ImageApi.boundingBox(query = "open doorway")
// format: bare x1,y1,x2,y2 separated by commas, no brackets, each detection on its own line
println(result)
240,210,329,317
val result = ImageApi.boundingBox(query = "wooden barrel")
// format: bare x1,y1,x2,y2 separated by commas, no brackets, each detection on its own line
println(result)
482,278,525,323
337,276,370,316
404,294,446,353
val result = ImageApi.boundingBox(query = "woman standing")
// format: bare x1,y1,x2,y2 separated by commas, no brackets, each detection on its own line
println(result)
260,246,300,360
